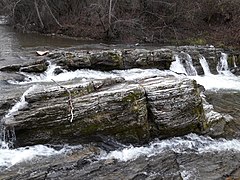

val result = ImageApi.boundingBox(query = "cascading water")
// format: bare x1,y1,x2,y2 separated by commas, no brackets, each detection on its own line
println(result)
170,55,187,75
184,53,198,76
0,85,37,149
199,55,211,75
217,52,229,73
171,51,240,90
170,52,197,76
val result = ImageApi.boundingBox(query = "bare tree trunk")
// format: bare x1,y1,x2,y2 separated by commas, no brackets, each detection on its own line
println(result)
43,0,62,27
34,0,44,28
108,0,112,28
107,0,113,38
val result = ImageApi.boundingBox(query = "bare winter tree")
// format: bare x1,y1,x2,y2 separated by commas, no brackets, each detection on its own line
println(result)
1,0,240,45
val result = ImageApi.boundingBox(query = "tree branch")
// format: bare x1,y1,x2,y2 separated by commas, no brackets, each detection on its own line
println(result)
51,79,74,123
43,0,62,27
34,0,44,28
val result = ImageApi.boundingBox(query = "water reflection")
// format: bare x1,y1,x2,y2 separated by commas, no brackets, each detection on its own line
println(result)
0,23,93,67
0,26,21,66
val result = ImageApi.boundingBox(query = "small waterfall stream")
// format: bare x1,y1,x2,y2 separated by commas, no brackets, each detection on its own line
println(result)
170,52,197,76
199,55,211,75
217,52,229,72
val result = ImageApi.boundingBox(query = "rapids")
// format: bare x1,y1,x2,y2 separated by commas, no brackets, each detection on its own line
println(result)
1,20,240,179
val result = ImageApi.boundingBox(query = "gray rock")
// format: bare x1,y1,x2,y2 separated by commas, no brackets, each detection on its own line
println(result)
2,46,238,77
48,48,174,71
177,151,240,180
0,59,48,73
141,77,204,138
0,149,182,180
204,91,240,138
2,76,205,147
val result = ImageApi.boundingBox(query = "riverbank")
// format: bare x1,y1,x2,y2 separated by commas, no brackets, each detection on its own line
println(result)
2,0,240,48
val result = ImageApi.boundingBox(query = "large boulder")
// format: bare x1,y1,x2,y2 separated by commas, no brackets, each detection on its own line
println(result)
2,75,205,147
141,77,205,138
4,78,150,146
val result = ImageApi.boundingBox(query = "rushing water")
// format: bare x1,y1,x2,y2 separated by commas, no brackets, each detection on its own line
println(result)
100,133,240,162
1,21,240,179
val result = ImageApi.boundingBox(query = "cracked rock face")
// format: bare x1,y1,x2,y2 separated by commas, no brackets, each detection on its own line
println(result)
2,75,205,147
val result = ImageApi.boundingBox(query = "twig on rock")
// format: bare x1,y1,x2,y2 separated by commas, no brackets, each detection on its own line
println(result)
51,79,74,122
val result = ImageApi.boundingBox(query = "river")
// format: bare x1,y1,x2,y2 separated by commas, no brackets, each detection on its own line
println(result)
1,21,240,179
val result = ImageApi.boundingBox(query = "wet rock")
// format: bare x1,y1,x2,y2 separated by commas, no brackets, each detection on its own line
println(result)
141,77,205,138
53,67,64,75
204,92,240,138
0,145,101,180
175,46,222,75
4,78,149,146
51,51,91,70
123,49,173,70
2,142,240,180
0,100,13,119
2,76,205,147
0,72,25,82
0,46,232,76
230,67,240,75
20,63,48,73
177,151,240,179
0,59,48,73
0,150,182,180
89,50,124,70
48,48,174,71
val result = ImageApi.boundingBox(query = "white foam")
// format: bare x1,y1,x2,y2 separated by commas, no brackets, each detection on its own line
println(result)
190,74,240,90
170,55,187,75
199,56,211,75
4,85,37,118
184,53,198,76
11,64,173,84
0,145,82,168
217,52,229,72
112,68,171,81
13,61,240,91
180,168,197,180
101,134,240,162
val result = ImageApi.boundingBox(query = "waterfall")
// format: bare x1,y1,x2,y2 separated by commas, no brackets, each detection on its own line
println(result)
5,85,37,118
217,53,229,73
233,55,237,68
170,53,197,76
170,55,187,75
199,55,211,75
184,53,198,76
0,85,37,148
